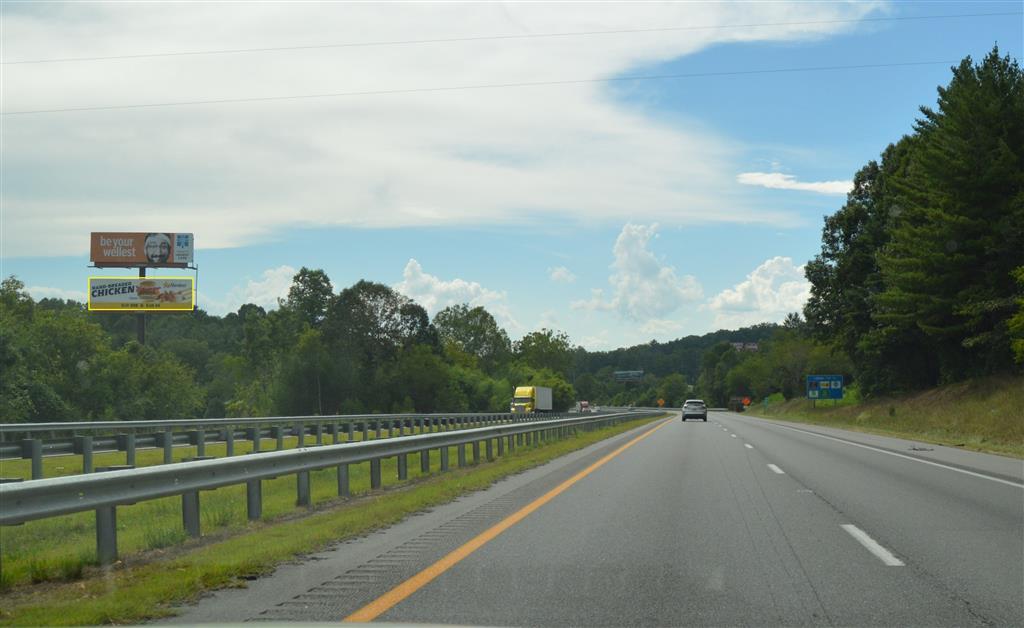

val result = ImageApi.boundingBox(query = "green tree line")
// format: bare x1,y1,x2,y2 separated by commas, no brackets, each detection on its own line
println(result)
0,272,581,422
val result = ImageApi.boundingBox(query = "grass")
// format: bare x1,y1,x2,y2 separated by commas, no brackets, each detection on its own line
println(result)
0,414,665,626
746,374,1024,458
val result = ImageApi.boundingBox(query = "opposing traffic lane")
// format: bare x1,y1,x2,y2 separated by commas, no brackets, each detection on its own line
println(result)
714,411,1024,626
373,412,998,626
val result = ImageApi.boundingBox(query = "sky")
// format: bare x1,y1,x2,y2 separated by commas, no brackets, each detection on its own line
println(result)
2,1,1021,350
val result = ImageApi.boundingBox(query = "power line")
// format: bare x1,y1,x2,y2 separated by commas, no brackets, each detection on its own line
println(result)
3,11,1018,65
4,60,956,116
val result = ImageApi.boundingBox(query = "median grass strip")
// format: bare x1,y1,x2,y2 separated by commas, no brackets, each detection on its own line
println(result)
0,415,664,626
747,375,1023,458
0,430,443,589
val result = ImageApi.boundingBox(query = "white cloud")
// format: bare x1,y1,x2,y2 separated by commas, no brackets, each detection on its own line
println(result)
736,172,852,195
579,330,614,351
206,265,296,314
548,266,576,283
26,285,87,302
573,223,702,321
395,259,522,333
706,256,810,327
639,318,685,336
2,3,882,257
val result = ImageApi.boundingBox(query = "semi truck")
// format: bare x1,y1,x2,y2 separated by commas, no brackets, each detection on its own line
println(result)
511,386,553,414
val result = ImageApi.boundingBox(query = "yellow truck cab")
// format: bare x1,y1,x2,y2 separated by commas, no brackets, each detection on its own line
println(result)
511,386,553,414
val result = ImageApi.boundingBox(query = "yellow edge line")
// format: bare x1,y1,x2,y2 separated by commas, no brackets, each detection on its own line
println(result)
343,415,674,623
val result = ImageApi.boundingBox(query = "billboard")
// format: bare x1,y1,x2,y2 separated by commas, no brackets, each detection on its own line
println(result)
90,232,194,267
88,277,195,311
806,374,844,400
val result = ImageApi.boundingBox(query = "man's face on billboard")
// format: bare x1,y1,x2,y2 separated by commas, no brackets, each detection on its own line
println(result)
145,235,171,263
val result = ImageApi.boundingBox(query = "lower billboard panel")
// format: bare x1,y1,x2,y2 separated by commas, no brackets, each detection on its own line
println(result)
88,277,195,311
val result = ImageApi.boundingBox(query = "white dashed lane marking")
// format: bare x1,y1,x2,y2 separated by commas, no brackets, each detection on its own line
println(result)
841,524,905,566
767,464,785,474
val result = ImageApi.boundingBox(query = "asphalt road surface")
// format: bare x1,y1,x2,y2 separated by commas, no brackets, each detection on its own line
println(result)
167,411,1023,626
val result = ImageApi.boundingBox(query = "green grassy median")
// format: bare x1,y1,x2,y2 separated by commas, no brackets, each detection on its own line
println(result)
0,414,665,626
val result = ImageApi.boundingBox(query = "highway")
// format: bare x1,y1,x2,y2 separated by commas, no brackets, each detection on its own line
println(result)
167,411,1023,626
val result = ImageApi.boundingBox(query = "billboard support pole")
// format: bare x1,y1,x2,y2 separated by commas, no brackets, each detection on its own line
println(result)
137,267,146,345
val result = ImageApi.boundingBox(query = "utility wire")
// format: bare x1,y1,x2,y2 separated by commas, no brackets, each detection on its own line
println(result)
4,60,955,116
3,11,1019,65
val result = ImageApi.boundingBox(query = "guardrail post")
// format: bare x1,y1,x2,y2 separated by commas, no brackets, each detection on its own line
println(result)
375,420,383,440
189,430,206,457
472,441,480,464
315,422,324,446
248,427,261,453
161,430,174,463
485,438,494,461
397,453,408,480
118,432,136,467
420,449,430,474
361,421,369,442
21,439,42,480
509,434,516,452
497,435,505,456
457,444,467,468
337,464,350,497
294,421,305,448
246,479,262,520
296,471,311,506
74,435,94,473
182,491,200,538
346,421,355,442
370,459,382,489
388,420,395,439
516,433,523,447
95,505,118,564
440,446,449,471
224,427,235,456
274,426,284,450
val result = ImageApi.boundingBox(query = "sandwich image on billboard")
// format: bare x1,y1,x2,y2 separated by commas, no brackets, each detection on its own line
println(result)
88,277,195,311
90,232,194,267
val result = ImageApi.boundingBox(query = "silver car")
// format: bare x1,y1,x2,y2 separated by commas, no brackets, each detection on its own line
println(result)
682,399,708,422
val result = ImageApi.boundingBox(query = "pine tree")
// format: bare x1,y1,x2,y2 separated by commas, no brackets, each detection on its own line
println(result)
874,47,1024,382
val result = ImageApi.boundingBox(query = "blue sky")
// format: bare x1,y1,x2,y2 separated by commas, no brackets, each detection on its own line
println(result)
2,1,1021,349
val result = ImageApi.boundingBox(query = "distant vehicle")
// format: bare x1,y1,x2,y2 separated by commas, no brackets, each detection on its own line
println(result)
579,400,591,413
511,386,553,414
682,399,708,422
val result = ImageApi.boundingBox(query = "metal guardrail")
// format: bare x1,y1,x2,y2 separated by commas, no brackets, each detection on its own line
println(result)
0,410,661,564
0,411,603,480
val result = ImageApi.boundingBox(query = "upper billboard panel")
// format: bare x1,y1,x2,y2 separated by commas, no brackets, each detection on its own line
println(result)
90,232,194,267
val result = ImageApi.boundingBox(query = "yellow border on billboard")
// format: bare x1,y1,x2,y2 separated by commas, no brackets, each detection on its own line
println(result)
87,276,196,312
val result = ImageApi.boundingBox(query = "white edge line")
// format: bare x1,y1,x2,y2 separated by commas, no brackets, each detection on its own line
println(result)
841,524,905,566
742,419,1023,489
767,463,785,474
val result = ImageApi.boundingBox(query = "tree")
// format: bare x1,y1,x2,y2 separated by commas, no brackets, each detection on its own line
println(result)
433,304,511,372
656,373,689,407
1010,266,1024,364
874,48,1024,383
286,267,334,328
514,328,574,378
324,281,437,369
